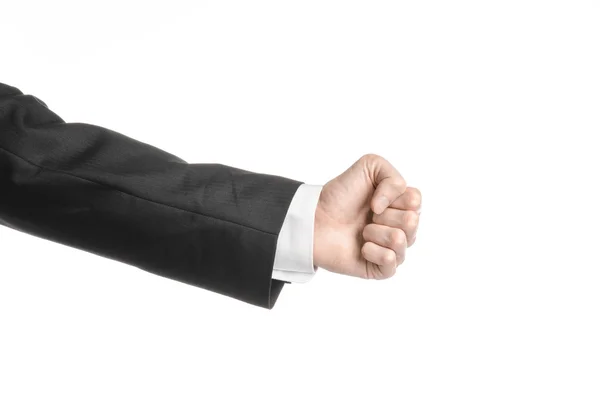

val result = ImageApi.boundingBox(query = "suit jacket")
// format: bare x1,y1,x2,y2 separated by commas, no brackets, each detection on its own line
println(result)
0,82,302,308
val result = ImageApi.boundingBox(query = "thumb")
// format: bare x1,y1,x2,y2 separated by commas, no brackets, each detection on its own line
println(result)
362,154,407,215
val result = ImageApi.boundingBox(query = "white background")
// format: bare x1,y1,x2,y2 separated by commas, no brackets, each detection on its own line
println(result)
1,1,599,396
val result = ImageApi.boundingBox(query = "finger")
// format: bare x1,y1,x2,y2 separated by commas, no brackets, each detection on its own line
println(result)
372,208,420,247
410,235,417,246
390,187,422,212
361,241,397,279
361,154,407,215
362,223,407,265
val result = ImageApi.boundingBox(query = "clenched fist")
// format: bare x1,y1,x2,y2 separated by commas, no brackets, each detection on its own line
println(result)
314,154,421,279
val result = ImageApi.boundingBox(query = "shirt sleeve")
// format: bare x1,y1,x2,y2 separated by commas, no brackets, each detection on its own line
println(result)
272,184,323,283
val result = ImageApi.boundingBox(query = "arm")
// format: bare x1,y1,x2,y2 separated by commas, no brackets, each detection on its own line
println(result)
0,82,301,308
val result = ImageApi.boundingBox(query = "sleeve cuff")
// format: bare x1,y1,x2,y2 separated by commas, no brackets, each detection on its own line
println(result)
272,184,323,283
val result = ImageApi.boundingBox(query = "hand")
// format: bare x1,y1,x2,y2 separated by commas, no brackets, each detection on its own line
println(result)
314,154,421,279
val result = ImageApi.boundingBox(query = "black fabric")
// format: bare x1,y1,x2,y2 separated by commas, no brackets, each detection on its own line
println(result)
0,82,302,308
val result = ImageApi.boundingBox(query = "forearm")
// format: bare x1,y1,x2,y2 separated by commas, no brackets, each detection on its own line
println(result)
0,83,302,308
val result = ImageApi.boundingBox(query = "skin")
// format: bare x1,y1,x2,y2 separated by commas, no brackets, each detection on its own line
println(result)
314,154,421,279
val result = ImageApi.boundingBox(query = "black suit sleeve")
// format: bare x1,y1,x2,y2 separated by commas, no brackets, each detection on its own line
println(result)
0,82,302,309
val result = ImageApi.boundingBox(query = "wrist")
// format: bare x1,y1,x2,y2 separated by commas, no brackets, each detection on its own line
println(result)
313,199,328,269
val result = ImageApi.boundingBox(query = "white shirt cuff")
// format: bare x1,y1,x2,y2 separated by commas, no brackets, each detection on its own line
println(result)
272,184,323,283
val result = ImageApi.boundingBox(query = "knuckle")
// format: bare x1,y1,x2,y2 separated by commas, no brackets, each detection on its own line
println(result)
405,211,420,229
360,153,382,164
410,188,422,208
384,251,396,267
391,179,407,193
390,229,405,248
397,251,406,265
